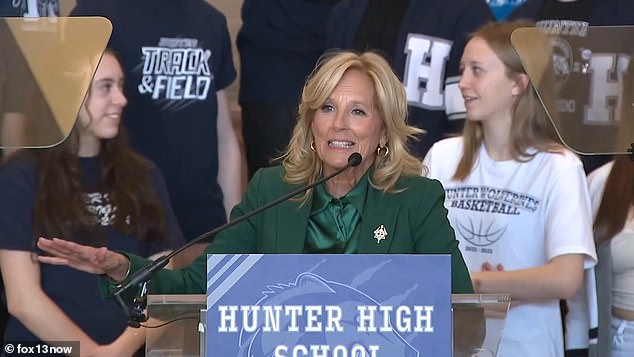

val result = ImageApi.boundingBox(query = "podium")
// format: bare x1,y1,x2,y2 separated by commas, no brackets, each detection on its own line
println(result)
145,293,510,356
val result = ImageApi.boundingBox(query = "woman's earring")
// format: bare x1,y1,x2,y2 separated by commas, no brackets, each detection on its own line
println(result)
376,145,389,157
310,140,316,152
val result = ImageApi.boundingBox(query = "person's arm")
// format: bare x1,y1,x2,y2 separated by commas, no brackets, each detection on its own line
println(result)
470,254,585,300
37,237,206,299
0,250,99,356
216,90,243,219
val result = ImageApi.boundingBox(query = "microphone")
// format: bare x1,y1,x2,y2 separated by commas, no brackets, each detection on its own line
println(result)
115,152,363,297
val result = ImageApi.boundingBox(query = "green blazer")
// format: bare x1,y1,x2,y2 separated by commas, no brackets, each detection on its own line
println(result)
107,166,473,298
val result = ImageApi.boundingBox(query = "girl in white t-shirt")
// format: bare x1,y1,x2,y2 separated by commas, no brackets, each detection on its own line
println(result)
424,21,597,357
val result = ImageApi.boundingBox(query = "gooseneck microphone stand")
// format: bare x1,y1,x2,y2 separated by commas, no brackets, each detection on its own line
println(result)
115,153,363,327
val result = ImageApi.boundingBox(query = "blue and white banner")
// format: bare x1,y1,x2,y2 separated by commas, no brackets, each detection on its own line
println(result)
206,254,452,356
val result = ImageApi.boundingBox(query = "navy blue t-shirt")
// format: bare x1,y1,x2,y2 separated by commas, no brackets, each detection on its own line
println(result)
237,0,341,105
327,0,494,158
71,0,237,241
0,155,184,344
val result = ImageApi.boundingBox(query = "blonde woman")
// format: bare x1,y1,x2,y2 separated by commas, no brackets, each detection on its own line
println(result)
36,51,474,298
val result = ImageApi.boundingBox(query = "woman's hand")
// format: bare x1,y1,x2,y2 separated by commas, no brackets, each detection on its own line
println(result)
481,262,505,272
37,237,130,282
471,262,505,293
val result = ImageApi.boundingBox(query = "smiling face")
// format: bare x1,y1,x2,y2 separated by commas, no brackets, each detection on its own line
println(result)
311,68,386,178
76,53,127,156
459,37,524,126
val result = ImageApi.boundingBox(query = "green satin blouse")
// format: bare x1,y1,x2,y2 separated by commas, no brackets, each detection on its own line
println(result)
304,172,369,253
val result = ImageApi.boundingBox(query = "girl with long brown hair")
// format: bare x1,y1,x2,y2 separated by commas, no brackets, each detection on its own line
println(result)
0,49,183,356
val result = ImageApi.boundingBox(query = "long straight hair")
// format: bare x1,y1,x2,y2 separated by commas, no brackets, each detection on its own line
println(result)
453,21,562,181
31,49,166,245
594,156,634,245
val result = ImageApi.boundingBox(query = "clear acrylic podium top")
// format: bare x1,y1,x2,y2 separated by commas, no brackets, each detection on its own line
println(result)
145,293,511,357
452,294,511,357
146,294,206,357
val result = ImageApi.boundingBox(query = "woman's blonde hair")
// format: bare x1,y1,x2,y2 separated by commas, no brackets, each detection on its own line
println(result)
282,51,424,202
453,21,563,181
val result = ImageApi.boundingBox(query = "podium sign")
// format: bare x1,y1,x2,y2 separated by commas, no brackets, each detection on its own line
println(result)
206,254,452,357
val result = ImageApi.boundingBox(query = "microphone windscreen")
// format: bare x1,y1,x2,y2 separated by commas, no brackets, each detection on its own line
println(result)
348,152,363,167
